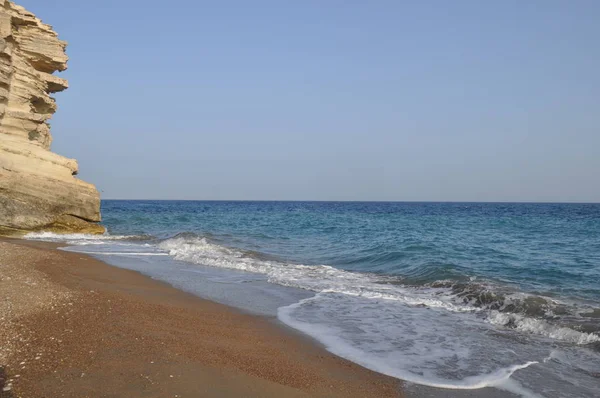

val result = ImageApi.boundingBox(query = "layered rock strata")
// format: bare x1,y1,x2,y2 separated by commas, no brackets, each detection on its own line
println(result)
0,1,103,235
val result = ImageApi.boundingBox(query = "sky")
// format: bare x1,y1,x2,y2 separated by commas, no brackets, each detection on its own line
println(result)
20,0,600,202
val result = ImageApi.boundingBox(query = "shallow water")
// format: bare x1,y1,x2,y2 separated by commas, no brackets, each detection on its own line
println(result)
27,201,600,397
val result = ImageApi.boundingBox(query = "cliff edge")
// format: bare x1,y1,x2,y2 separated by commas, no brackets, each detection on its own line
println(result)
0,1,103,235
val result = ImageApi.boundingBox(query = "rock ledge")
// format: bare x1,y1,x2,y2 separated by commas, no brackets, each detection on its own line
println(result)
0,1,103,236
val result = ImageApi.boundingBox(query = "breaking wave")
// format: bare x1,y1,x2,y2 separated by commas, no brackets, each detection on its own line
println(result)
157,234,600,347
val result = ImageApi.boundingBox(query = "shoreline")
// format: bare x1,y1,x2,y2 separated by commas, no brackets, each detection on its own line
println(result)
0,238,402,397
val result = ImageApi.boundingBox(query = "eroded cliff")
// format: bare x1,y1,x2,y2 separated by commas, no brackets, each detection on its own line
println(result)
0,1,103,235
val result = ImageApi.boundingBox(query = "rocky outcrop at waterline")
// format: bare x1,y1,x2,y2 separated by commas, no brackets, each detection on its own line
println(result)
0,1,103,235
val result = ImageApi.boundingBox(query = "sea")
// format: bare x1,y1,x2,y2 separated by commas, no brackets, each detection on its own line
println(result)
27,201,600,397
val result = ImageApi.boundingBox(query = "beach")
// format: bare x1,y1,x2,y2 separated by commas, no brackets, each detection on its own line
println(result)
0,239,401,397
2,202,600,398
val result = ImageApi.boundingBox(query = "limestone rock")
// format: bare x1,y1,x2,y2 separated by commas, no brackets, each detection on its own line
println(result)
0,1,103,236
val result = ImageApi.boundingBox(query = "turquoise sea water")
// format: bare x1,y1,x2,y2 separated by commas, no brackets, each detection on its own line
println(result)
28,201,600,397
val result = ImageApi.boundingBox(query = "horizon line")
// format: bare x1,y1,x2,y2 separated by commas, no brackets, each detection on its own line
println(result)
100,199,600,205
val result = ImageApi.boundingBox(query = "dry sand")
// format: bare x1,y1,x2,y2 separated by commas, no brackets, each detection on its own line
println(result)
0,239,402,397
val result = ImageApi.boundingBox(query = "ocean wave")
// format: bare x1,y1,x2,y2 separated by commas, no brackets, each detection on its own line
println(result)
158,235,477,313
429,280,568,316
24,231,154,244
488,312,600,345
424,280,600,342
157,234,600,347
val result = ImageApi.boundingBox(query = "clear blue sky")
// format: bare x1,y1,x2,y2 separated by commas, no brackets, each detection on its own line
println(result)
21,0,600,202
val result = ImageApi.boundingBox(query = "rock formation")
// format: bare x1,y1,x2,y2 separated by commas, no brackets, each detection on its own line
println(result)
0,1,103,235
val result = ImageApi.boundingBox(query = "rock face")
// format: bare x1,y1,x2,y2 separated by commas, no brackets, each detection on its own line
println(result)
0,1,103,235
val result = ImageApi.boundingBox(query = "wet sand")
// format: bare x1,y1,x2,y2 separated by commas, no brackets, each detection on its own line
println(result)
0,239,402,397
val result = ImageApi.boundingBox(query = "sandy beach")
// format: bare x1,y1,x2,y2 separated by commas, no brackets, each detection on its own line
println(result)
0,239,402,397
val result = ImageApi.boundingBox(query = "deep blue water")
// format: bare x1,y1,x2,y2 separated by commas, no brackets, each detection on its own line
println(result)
29,201,600,397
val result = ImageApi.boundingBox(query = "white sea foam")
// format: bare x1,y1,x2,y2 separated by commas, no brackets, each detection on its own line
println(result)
278,293,544,397
158,236,475,313
488,312,600,345
25,231,130,241
24,231,137,246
